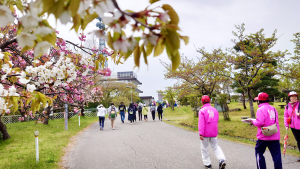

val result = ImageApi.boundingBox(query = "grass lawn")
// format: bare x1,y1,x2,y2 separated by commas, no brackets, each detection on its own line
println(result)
0,116,98,169
163,102,300,157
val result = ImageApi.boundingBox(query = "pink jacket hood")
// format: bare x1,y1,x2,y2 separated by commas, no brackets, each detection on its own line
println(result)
252,103,280,140
284,101,300,130
198,103,219,137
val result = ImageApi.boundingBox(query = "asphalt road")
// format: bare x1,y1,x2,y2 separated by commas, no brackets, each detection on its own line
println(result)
63,113,299,169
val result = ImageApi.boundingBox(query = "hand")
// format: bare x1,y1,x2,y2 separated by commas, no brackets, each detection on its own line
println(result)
200,135,204,140
286,127,289,130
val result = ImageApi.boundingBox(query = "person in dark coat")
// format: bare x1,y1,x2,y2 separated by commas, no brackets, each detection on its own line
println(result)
133,102,137,122
128,103,136,124
157,103,163,121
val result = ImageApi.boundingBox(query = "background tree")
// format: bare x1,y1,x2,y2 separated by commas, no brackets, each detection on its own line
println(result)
225,24,287,118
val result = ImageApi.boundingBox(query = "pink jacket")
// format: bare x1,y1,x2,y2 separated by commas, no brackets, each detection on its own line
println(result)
284,102,300,130
252,103,280,140
198,103,219,137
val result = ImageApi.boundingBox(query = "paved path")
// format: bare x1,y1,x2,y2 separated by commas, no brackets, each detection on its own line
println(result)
63,114,299,169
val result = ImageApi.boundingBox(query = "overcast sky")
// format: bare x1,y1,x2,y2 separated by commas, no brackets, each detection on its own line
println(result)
49,0,300,100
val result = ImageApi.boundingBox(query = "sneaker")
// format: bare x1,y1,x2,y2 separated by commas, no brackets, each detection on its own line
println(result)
100,128,101,130
113,128,115,130
219,160,226,169
297,157,300,162
205,164,212,169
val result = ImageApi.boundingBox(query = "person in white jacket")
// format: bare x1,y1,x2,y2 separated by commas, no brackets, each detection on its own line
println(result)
97,104,106,130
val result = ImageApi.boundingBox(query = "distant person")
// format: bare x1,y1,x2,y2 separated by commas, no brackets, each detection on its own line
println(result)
142,104,148,122
157,103,163,121
198,95,226,169
108,103,118,130
128,103,136,124
251,93,282,169
97,104,106,130
119,102,126,123
284,91,300,162
133,102,137,122
138,103,143,121
150,103,156,121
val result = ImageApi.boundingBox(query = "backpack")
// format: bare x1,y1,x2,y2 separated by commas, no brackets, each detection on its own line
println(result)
138,106,143,111
110,106,116,118
129,108,133,114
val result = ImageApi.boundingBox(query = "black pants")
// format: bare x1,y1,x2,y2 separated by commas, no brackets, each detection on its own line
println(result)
151,111,155,120
134,113,136,122
158,112,162,120
291,128,300,152
138,111,142,120
144,115,147,119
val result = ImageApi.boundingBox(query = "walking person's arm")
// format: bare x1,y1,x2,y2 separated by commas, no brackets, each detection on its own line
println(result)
284,105,289,130
198,110,205,140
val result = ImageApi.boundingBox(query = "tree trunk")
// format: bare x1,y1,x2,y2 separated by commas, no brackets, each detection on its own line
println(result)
43,106,52,125
242,93,247,109
0,116,10,140
80,106,85,116
247,89,255,118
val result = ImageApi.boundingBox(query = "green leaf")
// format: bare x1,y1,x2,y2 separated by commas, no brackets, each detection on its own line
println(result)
166,48,180,71
82,12,99,30
154,38,165,57
164,27,180,54
113,31,121,41
134,45,141,67
68,0,81,17
146,42,154,56
162,4,179,25
141,45,148,65
70,14,81,32
107,32,114,49
180,36,189,45
149,0,160,4
42,31,57,46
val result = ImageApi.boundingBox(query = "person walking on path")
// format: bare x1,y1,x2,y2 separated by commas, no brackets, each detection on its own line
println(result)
138,103,143,121
157,103,163,121
128,103,136,124
284,91,300,162
108,103,118,130
251,92,282,169
119,102,126,123
97,104,106,130
150,103,156,121
133,102,137,122
198,95,226,169
142,104,148,122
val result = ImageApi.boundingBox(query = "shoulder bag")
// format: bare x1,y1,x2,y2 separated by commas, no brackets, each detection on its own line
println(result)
261,108,278,136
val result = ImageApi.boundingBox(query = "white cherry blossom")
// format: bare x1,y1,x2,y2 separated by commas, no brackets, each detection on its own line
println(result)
27,84,36,92
29,0,43,16
113,36,131,53
34,41,52,56
34,26,53,36
9,86,19,96
17,33,37,48
78,0,90,14
19,77,31,84
0,52,4,59
0,33,4,38
0,5,15,28
60,11,71,24
142,33,159,46
19,13,41,30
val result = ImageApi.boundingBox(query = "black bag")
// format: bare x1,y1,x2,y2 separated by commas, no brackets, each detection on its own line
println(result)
138,106,142,111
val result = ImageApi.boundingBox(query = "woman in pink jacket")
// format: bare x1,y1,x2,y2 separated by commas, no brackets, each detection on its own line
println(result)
198,95,226,169
284,91,300,162
251,93,282,169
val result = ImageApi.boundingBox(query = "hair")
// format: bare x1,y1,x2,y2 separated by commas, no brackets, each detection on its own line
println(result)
129,103,133,108
111,103,114,105
258,100,269,104
202,101,210,104
288,95,299,101
120,102,123,103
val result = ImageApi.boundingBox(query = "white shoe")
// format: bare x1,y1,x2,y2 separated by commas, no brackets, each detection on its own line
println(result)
113,128,115,130
131,123,132,125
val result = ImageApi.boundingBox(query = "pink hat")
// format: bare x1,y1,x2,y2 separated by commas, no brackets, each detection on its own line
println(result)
258,93,269,101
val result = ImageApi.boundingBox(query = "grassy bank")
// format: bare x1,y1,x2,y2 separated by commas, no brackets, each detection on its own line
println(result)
0,116,98,169
163,102,300,156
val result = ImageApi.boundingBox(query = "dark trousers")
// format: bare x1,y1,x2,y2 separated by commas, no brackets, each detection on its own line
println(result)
134,113,136,122
144,115,147,119
255,140,282,169
158,112,162,120
99,116,105,128
120,111,125,122
291,128,300,152
138,111,142,120
151,111,155,120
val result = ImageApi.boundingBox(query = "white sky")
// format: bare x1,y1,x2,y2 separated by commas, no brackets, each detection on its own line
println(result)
49,0,300,100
